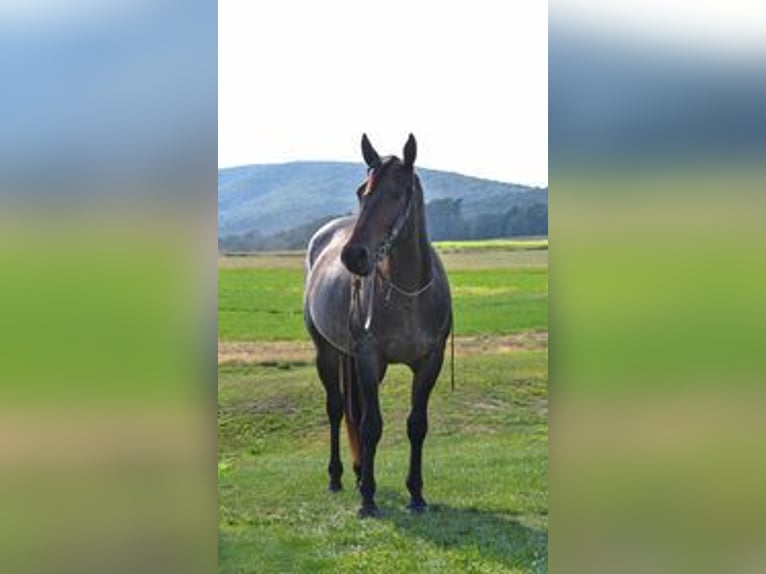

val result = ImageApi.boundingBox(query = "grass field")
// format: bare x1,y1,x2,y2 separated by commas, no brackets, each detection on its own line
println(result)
218,249,547,342
218,239,548,573
434,238,548,252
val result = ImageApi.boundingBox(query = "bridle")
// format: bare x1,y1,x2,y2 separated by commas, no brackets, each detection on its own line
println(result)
370,168,415,264
347,164,455,391
350,167,433,337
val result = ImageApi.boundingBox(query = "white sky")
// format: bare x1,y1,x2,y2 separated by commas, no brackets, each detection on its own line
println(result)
218,1,548,186
553,1,766,59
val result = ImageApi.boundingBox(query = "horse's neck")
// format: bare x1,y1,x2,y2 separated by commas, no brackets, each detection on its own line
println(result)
387,202,432,292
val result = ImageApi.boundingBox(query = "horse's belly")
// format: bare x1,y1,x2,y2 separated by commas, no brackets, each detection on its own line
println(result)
380,337,438,364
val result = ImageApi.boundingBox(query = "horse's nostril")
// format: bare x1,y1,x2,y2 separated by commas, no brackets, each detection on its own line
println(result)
341,244,371,275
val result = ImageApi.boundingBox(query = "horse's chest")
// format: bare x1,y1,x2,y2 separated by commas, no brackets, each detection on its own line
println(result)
374,302,446,363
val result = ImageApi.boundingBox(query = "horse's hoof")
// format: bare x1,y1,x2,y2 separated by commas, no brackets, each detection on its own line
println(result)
358,504,381,518
407,499,428,514
328,482,342,493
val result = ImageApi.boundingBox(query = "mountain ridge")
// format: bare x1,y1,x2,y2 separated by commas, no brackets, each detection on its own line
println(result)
218,161,547,241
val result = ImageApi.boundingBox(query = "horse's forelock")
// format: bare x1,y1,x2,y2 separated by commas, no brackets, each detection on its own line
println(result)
362,156,397,197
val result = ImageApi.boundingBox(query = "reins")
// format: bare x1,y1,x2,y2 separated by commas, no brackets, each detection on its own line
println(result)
380,271,434,300
370,172,436,298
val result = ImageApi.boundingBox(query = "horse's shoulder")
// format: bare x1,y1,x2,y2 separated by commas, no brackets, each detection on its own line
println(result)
306,216,356,271
304,219,355,354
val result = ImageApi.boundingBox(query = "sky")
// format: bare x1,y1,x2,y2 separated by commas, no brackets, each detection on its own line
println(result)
553,0,766,59
218,1,549,187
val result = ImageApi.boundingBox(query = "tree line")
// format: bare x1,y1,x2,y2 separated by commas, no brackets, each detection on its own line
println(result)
218,198,547,252
425,198,547,241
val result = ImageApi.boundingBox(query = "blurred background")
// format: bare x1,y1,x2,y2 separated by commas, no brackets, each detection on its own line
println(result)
0,1,215,573
3,0,766,571
550,1,766,572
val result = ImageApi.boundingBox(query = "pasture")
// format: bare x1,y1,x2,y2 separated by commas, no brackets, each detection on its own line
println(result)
218,242,548,572
218,248,547,341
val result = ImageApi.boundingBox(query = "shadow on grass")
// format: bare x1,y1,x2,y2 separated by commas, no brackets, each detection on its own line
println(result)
375,489,547,571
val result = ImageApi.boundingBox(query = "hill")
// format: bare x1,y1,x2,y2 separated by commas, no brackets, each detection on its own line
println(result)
218,161,547,250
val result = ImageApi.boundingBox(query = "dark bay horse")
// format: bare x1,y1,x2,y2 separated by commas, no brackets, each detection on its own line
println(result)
304,134,452,517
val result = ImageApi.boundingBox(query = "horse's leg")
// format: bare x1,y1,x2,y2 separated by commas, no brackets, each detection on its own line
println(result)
355,346,386,517
406,340,446,512
315,343,344,492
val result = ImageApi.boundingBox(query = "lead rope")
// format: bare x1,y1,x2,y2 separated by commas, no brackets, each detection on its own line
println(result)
363,272,375,332
350,273,376,336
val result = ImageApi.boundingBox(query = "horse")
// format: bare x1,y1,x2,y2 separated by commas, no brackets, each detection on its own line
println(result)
303,133,452,517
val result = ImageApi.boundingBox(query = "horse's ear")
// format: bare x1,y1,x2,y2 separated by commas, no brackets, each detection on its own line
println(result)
361,133,380,168
403,133,417,168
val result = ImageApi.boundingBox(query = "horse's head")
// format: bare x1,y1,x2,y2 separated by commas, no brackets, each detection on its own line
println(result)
341,133,418,276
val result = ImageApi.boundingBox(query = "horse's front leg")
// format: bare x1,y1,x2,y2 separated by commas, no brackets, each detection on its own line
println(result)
355,345,385,517
406,340,446,512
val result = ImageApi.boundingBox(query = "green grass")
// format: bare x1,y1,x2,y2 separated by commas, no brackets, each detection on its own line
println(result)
218,255,547,342
219,268,306,341
434,238,548,252
218,243,548,571
0,240,196,402
219,352,548,573
450,268,548,336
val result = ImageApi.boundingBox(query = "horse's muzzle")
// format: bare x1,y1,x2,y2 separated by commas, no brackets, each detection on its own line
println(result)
341,244,373,276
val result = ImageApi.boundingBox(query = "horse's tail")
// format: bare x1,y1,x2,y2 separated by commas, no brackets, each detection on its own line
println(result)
340,354,362,476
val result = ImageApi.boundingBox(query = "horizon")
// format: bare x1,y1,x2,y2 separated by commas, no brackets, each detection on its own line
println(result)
218,158,548,190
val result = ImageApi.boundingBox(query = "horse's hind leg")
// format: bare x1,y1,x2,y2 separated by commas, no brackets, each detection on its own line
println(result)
406,341,446,512
315,342,344,492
